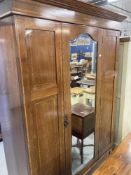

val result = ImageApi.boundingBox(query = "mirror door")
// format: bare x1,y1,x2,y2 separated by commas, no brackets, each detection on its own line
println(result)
62,24,100,175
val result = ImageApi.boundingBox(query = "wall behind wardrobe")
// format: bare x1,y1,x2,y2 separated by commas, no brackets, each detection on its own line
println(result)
115,40,131,144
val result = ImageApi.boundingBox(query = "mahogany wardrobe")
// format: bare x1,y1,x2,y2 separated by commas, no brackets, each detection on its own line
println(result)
0,0,126,175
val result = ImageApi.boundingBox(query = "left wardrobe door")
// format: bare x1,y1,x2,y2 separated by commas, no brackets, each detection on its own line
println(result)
14,16,65,175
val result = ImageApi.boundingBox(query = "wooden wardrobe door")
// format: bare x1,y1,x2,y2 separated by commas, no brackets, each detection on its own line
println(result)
14,16,65,175
62,23,100,175
99,29,120,156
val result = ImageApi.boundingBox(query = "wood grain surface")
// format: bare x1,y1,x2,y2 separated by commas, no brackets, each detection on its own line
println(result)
33,0,126,22
93,133,131,175
0,0,124,30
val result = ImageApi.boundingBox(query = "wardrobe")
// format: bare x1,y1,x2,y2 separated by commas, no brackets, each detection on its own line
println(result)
0,0,126,175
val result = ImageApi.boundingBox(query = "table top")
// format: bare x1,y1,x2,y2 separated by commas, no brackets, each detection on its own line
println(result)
77,79,95,86
85,73,96,80
71,87,95,95
71,103,95,118
71,87,83,95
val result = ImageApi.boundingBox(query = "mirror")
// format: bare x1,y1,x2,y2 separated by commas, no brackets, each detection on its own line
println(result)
69,33,97,174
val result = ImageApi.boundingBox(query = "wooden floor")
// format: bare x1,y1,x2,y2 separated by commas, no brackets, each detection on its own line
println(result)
1,134,131,175
93,133,131,175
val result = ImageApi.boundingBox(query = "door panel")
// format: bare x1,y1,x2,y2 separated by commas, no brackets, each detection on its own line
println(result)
26,29,57,88
62,23,100,175
99,30,120,156
15,16,65,175
33,96,59,175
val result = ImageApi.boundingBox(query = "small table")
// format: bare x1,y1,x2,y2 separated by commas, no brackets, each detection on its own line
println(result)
72,103,95,164
74,65,83,73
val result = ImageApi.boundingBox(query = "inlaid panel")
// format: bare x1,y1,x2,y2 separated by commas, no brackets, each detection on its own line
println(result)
34,96,59,175
100,77,114,152
99,32,118,155
103,37,117,73
25,29,57,88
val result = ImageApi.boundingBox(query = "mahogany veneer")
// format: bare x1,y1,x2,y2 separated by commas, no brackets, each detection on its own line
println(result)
0,1,126,175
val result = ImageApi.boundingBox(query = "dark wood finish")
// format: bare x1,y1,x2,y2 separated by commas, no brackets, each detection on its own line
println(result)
72,103,95,117
0,17,29,175
72,103,95,164
72,103,95,139
99,29,120,156
0,0,122,30
33,0,126,22
93,133,131,175
14,16,65,175
72,112,95,139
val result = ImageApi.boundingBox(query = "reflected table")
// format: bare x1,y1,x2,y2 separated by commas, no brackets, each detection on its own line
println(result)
72,103,95,164
77,79,95,87
71,87,95,106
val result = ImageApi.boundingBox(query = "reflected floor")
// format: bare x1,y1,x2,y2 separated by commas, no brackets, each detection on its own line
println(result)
72,133,94,175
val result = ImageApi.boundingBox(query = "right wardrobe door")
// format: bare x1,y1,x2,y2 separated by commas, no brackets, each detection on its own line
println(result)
99,29,120,156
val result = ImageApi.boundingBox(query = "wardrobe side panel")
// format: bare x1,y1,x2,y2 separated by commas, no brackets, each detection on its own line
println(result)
0,18,29,175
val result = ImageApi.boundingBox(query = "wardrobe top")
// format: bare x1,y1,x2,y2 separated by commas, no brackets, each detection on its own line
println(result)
33,0,126,22
0,0,126,30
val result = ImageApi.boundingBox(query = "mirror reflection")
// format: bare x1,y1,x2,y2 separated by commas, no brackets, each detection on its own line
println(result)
70,34,97,174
